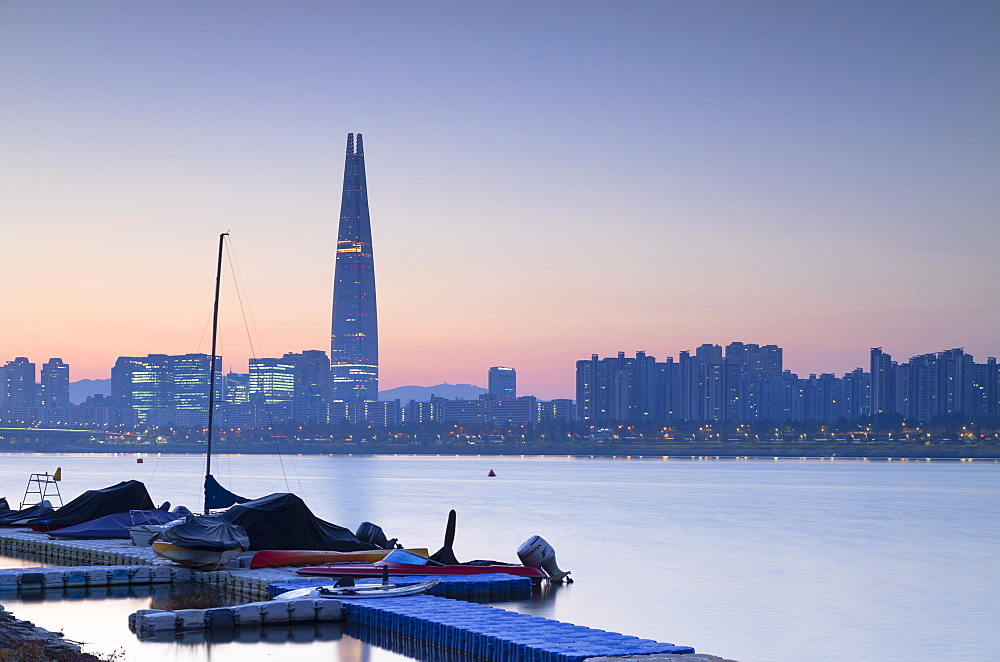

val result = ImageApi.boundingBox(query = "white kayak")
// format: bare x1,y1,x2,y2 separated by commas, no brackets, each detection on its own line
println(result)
274,577,440,600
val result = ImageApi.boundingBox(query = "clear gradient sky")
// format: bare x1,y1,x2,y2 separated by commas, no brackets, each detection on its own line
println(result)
2,1,997,400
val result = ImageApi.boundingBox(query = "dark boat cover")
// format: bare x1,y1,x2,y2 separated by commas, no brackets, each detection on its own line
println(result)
221,493,379,552
205,474,250,510
154,515,250,552
0,497,8,512
27,480,155,531
0,502,54,526
47,507,180,540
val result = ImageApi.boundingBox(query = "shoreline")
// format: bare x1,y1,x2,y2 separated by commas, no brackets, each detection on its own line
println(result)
0,603,101,661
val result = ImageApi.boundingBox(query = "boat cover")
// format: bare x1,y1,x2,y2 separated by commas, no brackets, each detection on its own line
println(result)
0,502,54,526
205,474,249,510
154,515,250,552
0,497,9,512
46,507,179,540
27,480,155,530
221,493,379,552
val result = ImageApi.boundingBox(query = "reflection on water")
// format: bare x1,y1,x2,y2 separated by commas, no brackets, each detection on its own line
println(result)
141,620,346,645
2,581,173,604
1,455,998,662
348,622,485,662
0,548,56,568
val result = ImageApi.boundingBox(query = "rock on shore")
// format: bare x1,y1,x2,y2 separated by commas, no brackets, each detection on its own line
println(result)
0,603,102,661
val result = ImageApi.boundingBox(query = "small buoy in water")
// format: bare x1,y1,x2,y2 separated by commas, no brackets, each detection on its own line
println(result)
136,458,143,463
488,469,496,477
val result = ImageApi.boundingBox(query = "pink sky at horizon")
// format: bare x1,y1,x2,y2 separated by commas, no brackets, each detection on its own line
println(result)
2,2,997,401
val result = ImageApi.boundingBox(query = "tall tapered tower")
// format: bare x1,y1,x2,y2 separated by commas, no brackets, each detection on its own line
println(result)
330,133,378,402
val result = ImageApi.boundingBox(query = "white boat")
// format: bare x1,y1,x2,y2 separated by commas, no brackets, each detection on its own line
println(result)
128,506,192,546
273,578,440,600
149,540,244,570
129,518,182,547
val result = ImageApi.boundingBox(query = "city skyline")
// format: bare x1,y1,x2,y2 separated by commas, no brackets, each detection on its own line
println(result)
2,2,997,401
4,340,997,429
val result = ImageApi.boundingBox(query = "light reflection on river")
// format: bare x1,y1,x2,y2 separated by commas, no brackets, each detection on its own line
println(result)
1,453,998,661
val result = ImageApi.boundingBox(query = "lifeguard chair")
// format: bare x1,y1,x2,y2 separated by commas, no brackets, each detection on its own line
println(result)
21,467,64,508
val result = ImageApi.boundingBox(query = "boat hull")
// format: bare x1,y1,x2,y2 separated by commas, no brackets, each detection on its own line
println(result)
129,524,166,546
151,541,243,570
296,562,545,584
250,547,429,569
274,578,440,600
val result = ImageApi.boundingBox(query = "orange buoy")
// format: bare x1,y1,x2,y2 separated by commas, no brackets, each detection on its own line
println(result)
488,469,496,477
136,458,144,463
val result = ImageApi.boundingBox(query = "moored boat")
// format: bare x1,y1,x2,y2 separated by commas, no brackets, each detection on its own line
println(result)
250,547,429,569
27,480,155,532
295,548,546,584
0,501,54,527
151,514,250,570
273,577,440,600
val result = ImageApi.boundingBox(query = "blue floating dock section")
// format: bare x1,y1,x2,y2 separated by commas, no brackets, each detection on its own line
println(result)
268,573,533,601
341,594,695,662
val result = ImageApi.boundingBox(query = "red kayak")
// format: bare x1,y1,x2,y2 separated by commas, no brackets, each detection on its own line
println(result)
250,547,429,569
296,562,545,584
294,549,544,584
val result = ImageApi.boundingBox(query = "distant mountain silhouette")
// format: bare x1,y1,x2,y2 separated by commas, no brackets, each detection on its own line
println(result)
70,378,111,404
379,383,486,402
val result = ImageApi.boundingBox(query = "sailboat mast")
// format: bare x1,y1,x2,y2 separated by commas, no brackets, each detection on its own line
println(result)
205,232,227,501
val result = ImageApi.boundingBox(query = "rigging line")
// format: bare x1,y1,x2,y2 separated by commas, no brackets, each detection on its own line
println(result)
224,238,266,361
147,454,163,487
195,314,212,356
223,238,294,494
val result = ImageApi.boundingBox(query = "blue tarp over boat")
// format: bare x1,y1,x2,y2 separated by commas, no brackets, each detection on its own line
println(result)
0,502,55,526
47,507,180,540
28,480,155,531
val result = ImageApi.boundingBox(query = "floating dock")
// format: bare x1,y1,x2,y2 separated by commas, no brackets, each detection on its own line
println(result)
1,528,705,661
129,594,695,661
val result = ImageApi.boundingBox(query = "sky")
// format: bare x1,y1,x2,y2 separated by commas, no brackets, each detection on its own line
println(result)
1,1,997,400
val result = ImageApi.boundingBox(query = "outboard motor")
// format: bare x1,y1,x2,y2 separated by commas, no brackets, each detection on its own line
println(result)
356,521,398,549
517,535,572,583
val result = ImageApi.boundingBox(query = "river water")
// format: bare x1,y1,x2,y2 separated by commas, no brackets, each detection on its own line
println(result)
0,452,997,662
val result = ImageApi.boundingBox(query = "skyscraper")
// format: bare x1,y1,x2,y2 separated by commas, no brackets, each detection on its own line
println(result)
40,358,71,410
488,366,516,400
330,133,378,402
2,357,38,409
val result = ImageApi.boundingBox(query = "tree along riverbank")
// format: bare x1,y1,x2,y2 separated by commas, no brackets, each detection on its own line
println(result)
0,440,997,459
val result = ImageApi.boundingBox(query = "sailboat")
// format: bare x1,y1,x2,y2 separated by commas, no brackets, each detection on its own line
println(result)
151,233,252,568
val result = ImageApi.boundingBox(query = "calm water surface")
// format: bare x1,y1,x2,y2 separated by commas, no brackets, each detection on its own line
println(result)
0,453,997,662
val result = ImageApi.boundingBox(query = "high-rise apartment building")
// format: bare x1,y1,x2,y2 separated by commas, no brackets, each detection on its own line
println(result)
2,357,38,409
488,367,516,400
330,132,378,403
40,358,71,410
1,357,40,423
870,348,895,418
